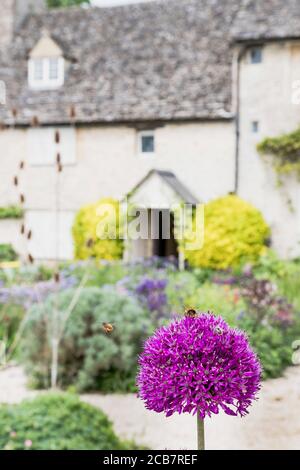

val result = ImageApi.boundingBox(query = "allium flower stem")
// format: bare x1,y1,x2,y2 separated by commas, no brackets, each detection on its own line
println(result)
197,412,205,450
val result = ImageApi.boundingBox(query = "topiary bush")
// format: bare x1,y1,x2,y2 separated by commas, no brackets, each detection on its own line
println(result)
184,195,270,270
0,393,134,450
21,286,153,392
72,198,124,261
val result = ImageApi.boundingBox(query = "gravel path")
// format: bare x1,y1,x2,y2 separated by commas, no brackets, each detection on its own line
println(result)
0,365,299,450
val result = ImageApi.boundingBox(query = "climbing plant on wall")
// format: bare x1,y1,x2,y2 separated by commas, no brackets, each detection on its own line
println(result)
257,127,300,180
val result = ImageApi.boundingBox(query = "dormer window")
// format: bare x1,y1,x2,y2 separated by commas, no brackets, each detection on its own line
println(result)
28,32,64,90
29,57,64,90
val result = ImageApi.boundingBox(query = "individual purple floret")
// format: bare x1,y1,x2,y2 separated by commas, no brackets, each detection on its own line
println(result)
137,313,261,419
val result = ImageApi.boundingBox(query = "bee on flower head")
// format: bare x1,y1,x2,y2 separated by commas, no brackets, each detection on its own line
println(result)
214,326,224,336
184,307,198,318
102,323,114,334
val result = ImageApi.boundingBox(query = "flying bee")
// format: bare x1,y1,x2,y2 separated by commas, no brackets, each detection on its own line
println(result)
184,307,198,318
102,322,114,334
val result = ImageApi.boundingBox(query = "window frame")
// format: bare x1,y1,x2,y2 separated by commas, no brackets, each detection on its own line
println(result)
249,47,263,64
138,130,156,156
28,57,65,90
251,121,259,133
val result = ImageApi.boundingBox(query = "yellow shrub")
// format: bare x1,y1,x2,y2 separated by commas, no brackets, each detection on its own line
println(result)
184,195,270,270
73,198,124,260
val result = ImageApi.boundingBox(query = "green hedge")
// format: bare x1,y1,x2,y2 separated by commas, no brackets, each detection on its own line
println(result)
0,393,135,450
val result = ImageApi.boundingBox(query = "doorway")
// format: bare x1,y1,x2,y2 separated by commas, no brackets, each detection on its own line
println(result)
151,209,178,259
128,208,178,261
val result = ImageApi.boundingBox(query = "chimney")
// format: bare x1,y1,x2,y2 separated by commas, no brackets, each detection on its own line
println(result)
0,0,46,49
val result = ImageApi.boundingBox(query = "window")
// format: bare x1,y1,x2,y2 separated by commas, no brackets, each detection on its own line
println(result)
33,59,43,81
139,131,155,155
49,58,59,80
27,127,76,166
28,57,64,90
251,121,259,133
250,47,263,64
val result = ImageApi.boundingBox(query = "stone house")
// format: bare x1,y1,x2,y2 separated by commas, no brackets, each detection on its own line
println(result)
0,0,300,260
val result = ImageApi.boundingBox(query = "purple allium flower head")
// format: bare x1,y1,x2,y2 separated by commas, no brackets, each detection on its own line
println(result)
137,313,261,419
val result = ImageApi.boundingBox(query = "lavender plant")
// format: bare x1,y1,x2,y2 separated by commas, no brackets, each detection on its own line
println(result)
135,278,169,323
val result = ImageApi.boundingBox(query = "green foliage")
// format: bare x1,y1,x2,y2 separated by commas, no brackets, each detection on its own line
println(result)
47,0,89,8
0,264,54,289
166,270,202,312
0,303,24,352
254,251,300,311
0,244,18,262
21,286,153,392
0,393,135,450
237,315,295,379
235,270,300,379
0,206,23,220
258,127,300,178
253,250,287,281
185,282,245,327
4,254,300,387
184,195,270,270
73,198,124,261
276,262,300,311
191,267,215,284
62,260,127,288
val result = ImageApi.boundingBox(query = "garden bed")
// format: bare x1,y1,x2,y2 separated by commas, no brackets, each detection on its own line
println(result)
0,253,300,392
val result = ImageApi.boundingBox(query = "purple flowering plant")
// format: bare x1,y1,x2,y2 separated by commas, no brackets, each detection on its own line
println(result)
135,278,169,321
137,312,261,449
0,273,77,309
